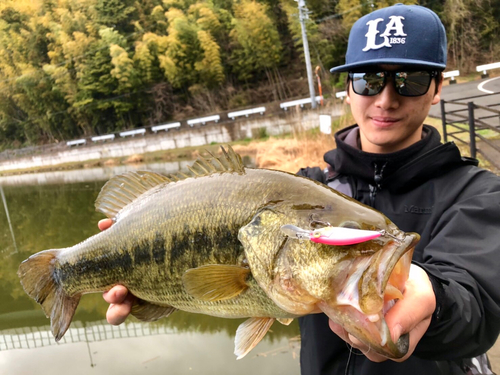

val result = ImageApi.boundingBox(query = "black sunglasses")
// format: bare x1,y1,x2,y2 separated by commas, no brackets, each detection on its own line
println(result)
348,70,439,97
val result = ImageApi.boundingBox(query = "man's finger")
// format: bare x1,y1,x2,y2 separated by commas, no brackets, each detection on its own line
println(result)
106,298,133,325
98,218,113,231
384,265,435,343
103,285,129,304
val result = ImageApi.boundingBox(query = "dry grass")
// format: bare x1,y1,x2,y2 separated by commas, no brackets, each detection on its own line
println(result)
233,135,336,173
232,107,354,173
124,154,144,164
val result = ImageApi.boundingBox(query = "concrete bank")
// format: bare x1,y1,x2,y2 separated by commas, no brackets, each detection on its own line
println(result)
0,108,342,173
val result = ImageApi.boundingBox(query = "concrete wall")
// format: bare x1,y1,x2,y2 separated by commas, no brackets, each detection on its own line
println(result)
0,107,342,173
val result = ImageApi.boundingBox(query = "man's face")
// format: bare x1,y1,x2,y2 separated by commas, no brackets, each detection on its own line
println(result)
346,65,442,154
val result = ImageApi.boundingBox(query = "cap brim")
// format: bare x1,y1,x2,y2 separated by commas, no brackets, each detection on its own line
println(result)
330,58,446,73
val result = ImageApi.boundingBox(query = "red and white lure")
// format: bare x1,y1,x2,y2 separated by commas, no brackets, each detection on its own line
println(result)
280,224,389,246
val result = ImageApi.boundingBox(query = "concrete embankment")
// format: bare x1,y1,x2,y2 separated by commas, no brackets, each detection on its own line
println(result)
0,107,341,173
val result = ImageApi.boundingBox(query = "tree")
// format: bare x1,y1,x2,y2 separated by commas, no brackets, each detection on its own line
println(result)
229,1,283,81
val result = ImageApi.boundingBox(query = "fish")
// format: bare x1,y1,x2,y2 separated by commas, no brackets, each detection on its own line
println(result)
18,146,419,359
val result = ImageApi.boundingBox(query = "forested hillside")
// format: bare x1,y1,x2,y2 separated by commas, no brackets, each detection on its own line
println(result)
0,0,498,148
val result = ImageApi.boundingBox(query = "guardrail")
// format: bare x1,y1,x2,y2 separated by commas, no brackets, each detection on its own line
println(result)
443,70,460,84
66,139,86,147
187,115,220,126
119,129,146,138
335,91,347,100
477,62,500,78
151,122,181,133
280,96,323,110
0,92,342,158
228,107,266,120
440,92,500,162
91,134,115,142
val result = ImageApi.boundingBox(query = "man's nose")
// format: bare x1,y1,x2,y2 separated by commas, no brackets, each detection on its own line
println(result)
374,78,400,110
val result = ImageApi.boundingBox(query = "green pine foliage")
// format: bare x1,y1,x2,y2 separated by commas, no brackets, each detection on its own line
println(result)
0,0,498,148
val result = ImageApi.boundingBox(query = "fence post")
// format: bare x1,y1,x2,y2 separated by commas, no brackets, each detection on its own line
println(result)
440,99,448,142
468,101,476,159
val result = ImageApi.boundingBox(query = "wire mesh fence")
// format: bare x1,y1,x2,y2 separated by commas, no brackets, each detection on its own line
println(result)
0,320,176,351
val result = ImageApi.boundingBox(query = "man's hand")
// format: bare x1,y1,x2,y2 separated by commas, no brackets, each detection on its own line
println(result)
99,218,135,325
328,264,436,362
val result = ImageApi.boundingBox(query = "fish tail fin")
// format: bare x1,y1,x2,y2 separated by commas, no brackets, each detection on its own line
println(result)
17,249,81,341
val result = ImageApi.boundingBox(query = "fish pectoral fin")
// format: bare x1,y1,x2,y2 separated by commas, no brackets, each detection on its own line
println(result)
234,317,275,359
182,264,250,301
277,318,294,326
130,299,177,322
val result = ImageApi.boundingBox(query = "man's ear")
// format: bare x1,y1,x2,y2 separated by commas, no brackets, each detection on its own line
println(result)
346,91,351,105
431,74,443,105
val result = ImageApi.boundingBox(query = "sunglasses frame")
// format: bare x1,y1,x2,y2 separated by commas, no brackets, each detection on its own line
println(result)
348,70,439,97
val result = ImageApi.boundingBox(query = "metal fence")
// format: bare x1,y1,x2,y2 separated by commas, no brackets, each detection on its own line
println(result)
0,320,176,351
440,92,500,160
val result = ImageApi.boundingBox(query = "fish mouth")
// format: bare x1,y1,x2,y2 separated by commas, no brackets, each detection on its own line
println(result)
318,232,419,359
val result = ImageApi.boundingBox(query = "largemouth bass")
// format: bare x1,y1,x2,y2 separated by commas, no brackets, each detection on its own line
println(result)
18,146,419,359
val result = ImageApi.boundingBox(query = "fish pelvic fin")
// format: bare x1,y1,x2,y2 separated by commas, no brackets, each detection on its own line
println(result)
17,250,81,341
182,264,250,301
234,317,275,359
130,299,177,322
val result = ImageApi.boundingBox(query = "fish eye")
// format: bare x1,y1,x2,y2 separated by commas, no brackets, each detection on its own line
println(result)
339,221,361,230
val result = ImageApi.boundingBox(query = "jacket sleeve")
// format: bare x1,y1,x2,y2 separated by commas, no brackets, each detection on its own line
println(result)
296,166,327,183
412,169,500,360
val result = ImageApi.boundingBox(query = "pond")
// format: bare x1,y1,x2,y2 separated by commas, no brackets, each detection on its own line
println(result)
0,162,300,375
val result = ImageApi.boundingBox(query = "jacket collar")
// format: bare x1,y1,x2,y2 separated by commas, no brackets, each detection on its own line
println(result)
324,125,476,192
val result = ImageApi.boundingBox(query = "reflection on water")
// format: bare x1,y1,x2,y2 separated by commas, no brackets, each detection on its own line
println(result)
0,161,300,374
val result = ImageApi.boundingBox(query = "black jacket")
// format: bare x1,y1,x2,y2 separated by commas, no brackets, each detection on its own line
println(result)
298,125,500,375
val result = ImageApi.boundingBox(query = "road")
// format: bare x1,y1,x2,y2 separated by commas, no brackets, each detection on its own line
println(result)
429,75,500,119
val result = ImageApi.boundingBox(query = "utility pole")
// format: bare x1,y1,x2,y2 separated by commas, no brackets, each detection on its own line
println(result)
296,0,317,109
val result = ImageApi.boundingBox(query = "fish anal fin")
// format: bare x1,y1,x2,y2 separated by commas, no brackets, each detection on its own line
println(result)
131,299,177,322
17,249,81,341
182,264,250,301
95,171,170,219
234,317,275,359
277,318,294,326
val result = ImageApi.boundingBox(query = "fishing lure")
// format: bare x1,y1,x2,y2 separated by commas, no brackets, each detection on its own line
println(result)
280,224,399,246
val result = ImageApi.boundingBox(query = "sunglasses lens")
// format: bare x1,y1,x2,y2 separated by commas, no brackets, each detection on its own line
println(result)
351,72,385,96
350,71,435,97
394,71,433,96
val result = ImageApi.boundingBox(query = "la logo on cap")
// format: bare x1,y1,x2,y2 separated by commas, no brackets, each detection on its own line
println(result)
363,16,407,52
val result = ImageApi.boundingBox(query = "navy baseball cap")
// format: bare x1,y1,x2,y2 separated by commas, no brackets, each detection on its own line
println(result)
330,4,447,73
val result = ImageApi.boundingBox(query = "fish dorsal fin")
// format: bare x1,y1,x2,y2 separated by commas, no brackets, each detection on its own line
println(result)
95,146,244,219
171,145,245,180
182,264,250,301
95,171,170,219
234,317,275,359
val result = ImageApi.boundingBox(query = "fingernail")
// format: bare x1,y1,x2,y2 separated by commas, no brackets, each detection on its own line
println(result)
392,324,403,342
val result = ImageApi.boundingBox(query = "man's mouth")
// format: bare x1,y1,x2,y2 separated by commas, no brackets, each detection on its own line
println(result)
371,116,401,127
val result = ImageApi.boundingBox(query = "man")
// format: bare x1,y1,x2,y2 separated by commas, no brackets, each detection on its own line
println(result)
101,4,500,374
